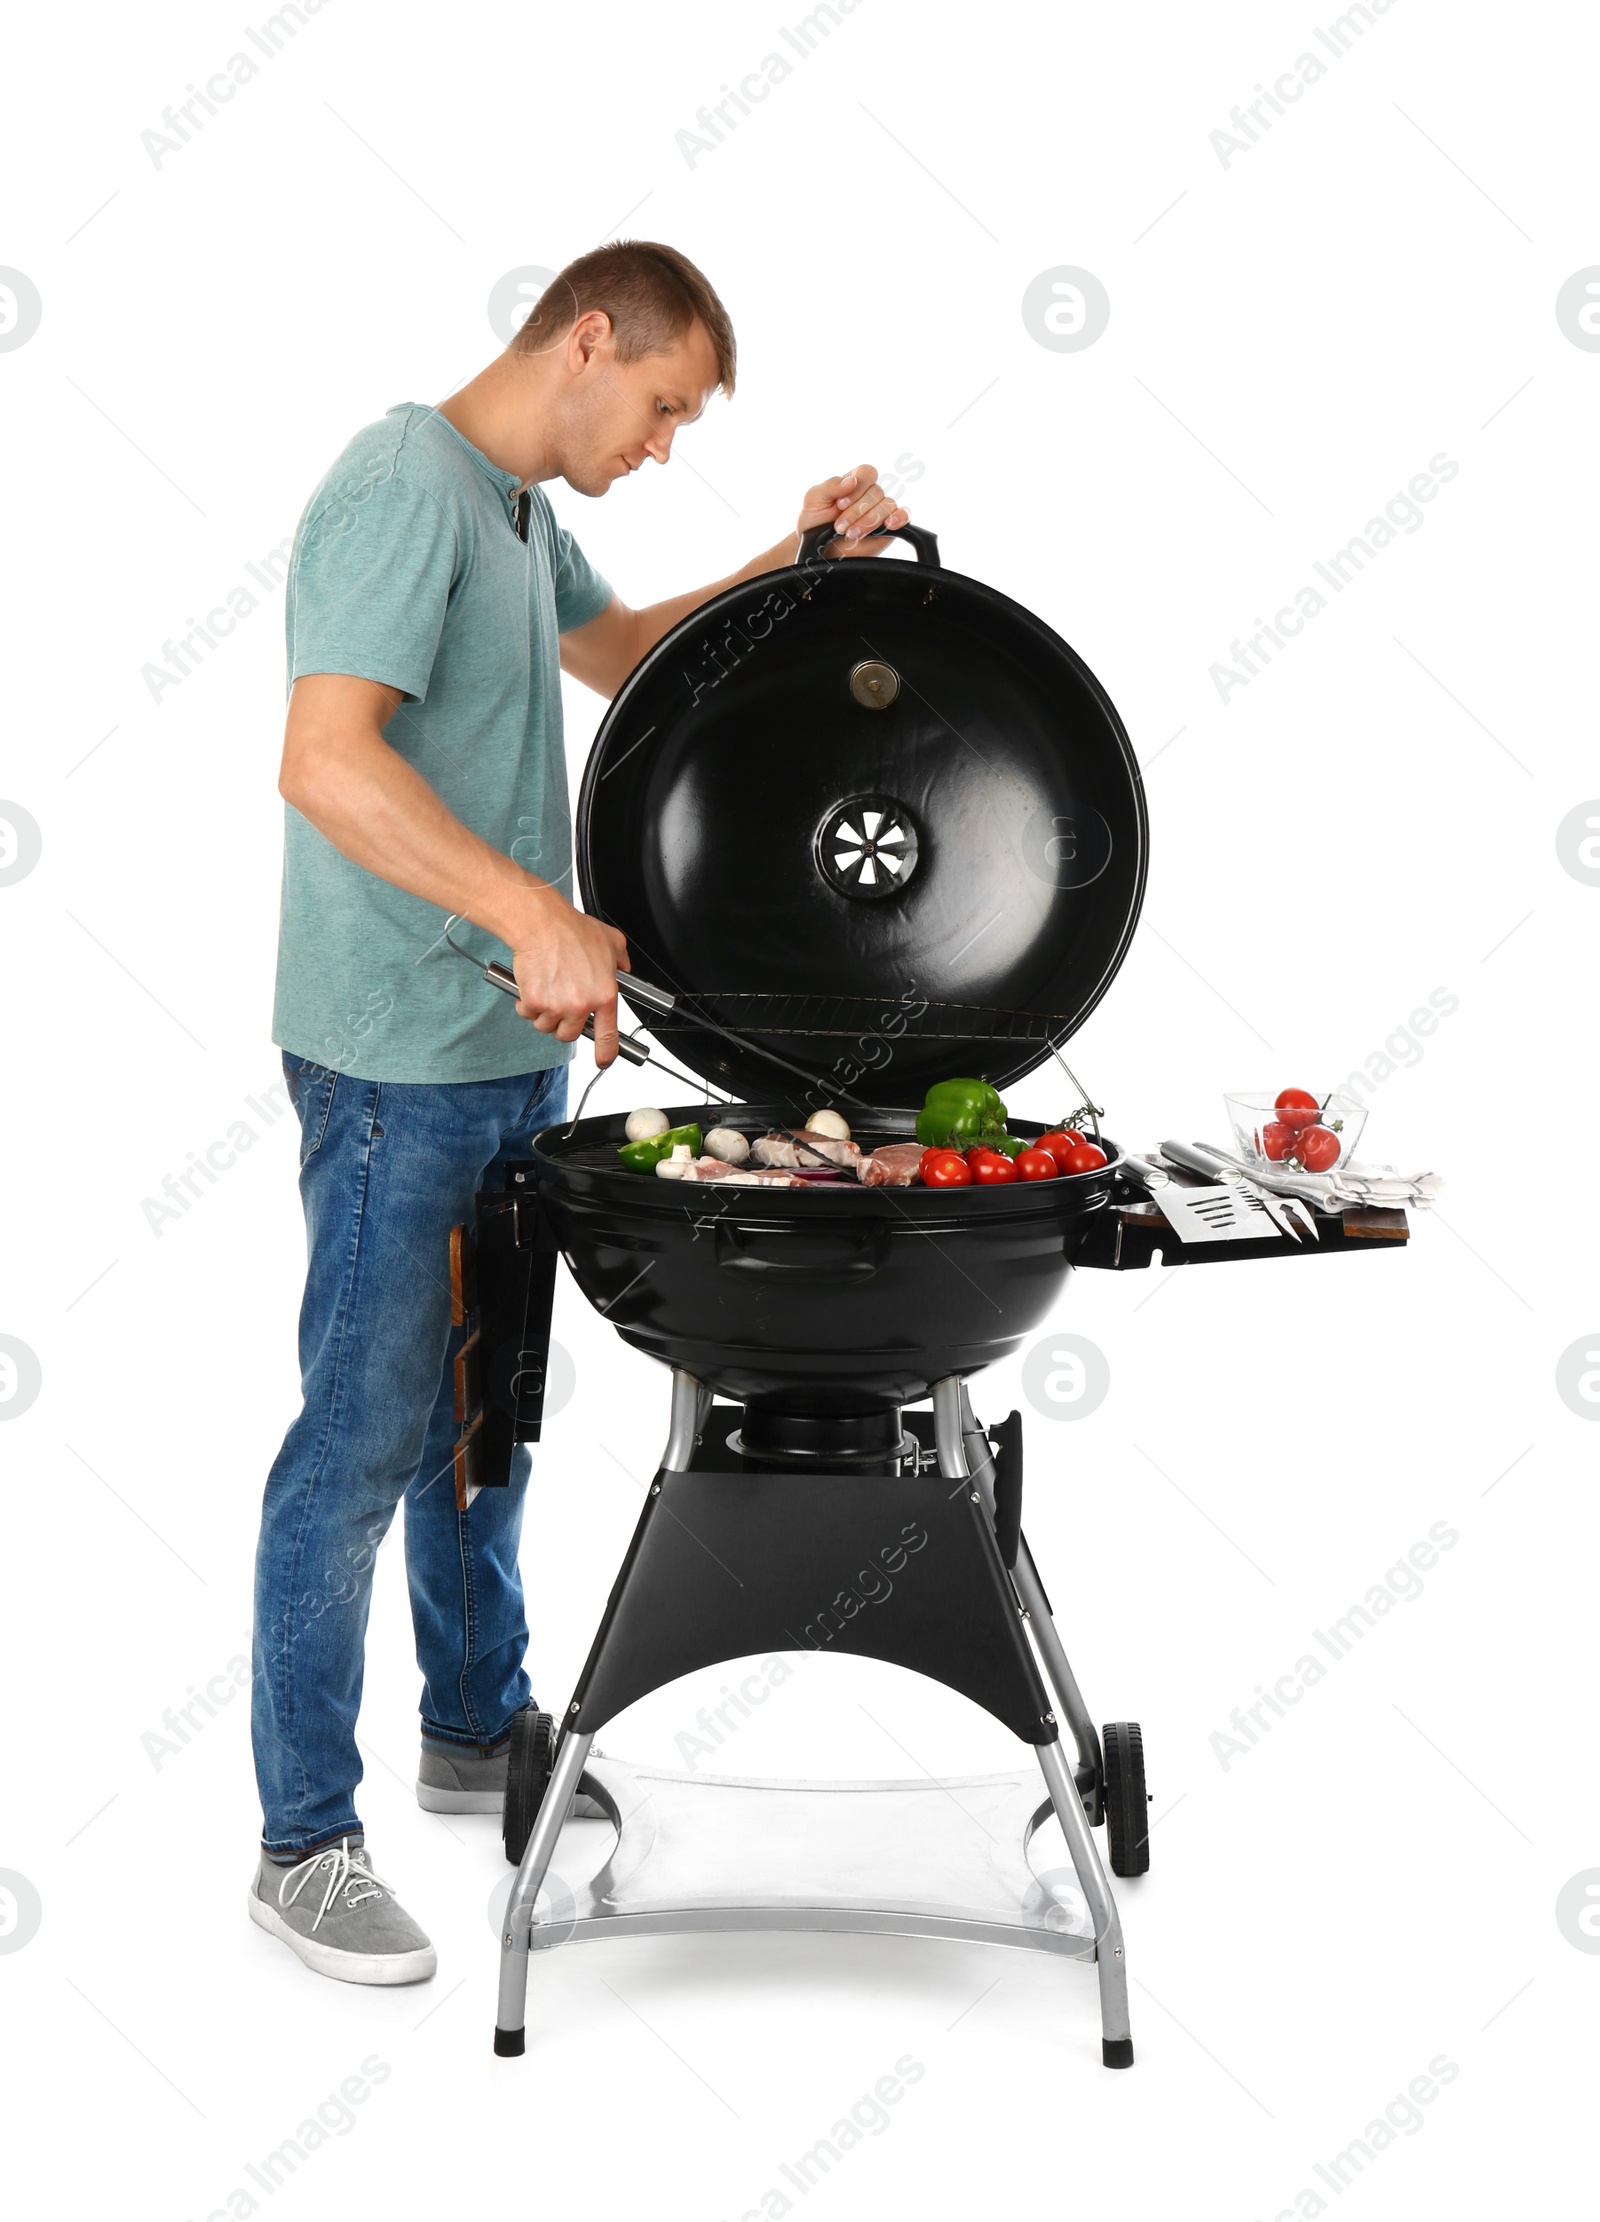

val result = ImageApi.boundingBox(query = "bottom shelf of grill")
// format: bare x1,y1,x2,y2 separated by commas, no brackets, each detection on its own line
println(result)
491,1757,1098,1959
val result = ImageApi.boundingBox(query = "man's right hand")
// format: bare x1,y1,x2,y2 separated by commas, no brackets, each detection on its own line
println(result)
509,887,632,1066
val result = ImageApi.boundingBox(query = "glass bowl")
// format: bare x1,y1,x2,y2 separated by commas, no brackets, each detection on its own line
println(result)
1223,1091,1366,1175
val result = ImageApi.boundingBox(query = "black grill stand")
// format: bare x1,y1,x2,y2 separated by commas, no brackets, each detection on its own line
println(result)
493,1372,1133,2068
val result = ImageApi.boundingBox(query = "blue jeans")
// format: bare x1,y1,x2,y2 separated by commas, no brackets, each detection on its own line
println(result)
252,1054,568,1857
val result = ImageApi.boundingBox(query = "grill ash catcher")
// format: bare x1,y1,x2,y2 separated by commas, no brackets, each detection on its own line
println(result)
447,525,1411,2068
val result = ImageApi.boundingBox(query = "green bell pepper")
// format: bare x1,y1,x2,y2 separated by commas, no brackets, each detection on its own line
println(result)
914,1079,1008,1149
618,1121,703,1173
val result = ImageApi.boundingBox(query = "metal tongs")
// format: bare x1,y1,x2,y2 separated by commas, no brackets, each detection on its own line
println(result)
439,916,724,1133
439,916,884,1118
441,916,654,1064
1158,1141,1319,1242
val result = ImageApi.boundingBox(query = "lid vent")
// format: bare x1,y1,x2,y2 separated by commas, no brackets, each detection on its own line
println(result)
816,796,920,901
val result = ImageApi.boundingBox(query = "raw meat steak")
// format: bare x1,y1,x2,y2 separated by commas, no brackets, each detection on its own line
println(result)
861,1142,925,1187
750,1130,862,1171
655,1156,805,1187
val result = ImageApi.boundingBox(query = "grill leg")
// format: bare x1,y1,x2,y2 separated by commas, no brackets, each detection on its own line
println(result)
1011,1539,1103,1819
494,1730,593,2056
1036,1736,1133,2066
665,1366,706,1471
936,1377,1131,2068
959,1386,1104,1813
498,1370,703,2054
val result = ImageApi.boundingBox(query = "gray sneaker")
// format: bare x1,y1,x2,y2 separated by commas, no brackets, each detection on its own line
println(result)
248,1837,436,1986
418,1733,609,1820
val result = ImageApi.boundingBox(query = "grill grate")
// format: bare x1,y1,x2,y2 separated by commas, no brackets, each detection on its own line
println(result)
631,992,1068,1044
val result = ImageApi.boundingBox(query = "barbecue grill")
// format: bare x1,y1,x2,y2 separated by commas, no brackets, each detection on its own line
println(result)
449,524,1409,2068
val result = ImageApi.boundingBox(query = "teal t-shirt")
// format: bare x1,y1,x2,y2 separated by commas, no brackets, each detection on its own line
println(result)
272,402,613,1082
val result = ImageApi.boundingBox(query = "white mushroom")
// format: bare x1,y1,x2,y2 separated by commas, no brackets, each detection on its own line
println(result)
805,1109,851,1141
625,1107,671,1142
655,1154,690,1179
703,1127,751,1165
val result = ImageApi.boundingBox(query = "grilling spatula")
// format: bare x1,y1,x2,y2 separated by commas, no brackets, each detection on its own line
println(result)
1165,1140,1319,1241
1156,1141,1308,1243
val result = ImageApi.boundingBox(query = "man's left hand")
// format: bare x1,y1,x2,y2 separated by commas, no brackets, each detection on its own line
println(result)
795,466,909,557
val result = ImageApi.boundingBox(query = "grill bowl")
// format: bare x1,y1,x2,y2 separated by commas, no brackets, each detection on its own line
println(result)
530,1104,1121,1412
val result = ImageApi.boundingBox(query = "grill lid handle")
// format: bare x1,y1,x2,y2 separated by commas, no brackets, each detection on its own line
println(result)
795,519,941,568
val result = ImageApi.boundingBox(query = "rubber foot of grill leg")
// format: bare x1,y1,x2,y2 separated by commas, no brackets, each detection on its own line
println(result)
493,2026,526,2057
1102,2037,1134,2070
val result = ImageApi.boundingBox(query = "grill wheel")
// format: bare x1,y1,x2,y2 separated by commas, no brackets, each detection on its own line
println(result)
502,1704,556,1864
1101,1720,1150,1877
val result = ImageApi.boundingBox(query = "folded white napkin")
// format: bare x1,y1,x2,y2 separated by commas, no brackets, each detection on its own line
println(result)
1324,1163,1442,1211
1226,1156,1441,1213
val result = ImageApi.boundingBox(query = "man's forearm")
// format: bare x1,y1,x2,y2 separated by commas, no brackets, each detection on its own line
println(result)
628,529,802,661
282,716,552,949
564,467,909,695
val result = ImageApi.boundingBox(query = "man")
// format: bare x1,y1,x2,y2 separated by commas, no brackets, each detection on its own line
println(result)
249,240,913,1984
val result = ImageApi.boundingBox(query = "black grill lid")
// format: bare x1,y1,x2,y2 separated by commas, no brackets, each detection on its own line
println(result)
575,526,1147,1106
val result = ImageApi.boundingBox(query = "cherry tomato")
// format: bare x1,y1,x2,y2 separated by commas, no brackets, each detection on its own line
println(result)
1035,1129,1084,1170
920,1145,957,1181
1261,1120,1296,1162
920,1150,972,1188
968,1151,1019,1185
1295,1124,1341,1172
1062,1142,1109,1174
1014,1147,1059,1182
1274,1086,1320,1133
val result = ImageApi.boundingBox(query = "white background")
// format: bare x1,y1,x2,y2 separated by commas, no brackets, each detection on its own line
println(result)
1,1,1595,2214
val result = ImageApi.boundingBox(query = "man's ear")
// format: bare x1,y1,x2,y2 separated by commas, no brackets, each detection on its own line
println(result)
569,309,613,372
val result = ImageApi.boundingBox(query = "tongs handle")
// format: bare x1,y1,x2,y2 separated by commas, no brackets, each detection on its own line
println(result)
482,962,651,1067
1158,1140,1229,1180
